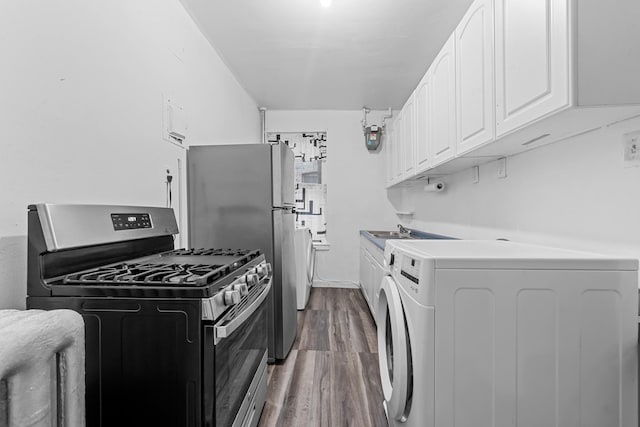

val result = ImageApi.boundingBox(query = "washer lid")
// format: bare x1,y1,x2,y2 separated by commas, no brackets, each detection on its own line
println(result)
386,240,638,271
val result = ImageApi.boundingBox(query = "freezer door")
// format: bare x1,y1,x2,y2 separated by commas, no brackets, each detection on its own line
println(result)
187,144,273,251
272,208,297,359
272,143,295,208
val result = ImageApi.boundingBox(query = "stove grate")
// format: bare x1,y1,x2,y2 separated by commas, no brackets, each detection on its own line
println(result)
164,248,252,257
63,262,229,287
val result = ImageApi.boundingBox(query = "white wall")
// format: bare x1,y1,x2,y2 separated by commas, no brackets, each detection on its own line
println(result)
393,116,640,261
0,0,260,309
266,110,398,286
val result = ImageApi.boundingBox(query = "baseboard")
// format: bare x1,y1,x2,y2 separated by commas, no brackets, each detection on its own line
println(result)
312,281,359,289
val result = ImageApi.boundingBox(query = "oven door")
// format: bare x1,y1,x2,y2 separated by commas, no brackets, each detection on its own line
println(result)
202,279,271,427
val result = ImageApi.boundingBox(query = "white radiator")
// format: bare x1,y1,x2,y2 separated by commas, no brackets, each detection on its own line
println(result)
0,310,85,427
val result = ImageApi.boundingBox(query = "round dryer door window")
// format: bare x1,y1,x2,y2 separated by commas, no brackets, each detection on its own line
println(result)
377,276,413,422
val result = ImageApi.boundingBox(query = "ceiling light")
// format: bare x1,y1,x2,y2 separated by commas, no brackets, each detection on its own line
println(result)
320,0,331,8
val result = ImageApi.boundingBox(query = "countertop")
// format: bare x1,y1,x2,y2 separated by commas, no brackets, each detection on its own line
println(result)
360,229,455,251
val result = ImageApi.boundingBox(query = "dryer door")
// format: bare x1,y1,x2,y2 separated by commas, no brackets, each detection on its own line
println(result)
377,276,413,422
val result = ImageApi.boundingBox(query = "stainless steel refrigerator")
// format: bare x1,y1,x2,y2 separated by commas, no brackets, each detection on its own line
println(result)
187,142,297,361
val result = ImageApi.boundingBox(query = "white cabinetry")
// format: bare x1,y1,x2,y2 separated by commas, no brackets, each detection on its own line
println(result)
477,0,640,157
370,257,384,322
430,34,456,167
415,71,431,174
359,246,371,305
394,110,404,182
359,235,385,322
494,0,569,137
386,96,416,186
385,120,396,187
386,0,640,185
385,114,402,188
455,0,494,154
402,95,416,178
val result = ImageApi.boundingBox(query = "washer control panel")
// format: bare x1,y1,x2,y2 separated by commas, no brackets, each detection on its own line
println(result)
400,256,421,290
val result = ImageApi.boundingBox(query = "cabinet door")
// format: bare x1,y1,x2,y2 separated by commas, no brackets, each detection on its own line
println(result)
359,247,370,301
430,34,457,166
455,0,494,155
395,110,404,181
495,0,569,137
366,253,376,314
415,72,431,173
386,121,395,186
403,95,416,178
371,258,385,321
388,118,400,186
359,248,376,315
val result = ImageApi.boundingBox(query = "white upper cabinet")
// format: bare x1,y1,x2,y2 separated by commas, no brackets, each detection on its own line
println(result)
490,0,640,148
402,95,416,178
430,34,457,166
394,110,404,182
494,0,569,137
385,120,395,187
415,71,431,173
385,0,640,186
387,116,401,187
455,0,495,154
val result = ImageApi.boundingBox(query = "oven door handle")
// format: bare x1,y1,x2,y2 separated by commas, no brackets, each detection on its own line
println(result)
214,278,272,344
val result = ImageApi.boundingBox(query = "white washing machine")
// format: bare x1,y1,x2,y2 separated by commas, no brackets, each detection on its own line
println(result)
377,239,638,427
294,227,315,310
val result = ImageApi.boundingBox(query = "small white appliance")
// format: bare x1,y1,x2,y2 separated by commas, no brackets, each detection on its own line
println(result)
377,240,638,427
294,227,315,310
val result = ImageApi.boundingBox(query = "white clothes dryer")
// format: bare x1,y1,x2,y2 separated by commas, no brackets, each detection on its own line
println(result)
294,227,315,310
377,240,638,427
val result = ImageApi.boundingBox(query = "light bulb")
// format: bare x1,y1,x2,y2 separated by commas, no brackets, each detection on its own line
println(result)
320,0,331,8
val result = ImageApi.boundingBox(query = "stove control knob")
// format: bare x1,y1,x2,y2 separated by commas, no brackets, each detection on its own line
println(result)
224,289,241,306
244,273,259,286
255,264,272,276
233,283,249,296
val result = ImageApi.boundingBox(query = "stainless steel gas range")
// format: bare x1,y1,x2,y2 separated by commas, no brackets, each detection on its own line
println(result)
26,204,271,427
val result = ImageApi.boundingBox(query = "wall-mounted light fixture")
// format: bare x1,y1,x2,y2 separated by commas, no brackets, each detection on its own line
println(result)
320,0,332,8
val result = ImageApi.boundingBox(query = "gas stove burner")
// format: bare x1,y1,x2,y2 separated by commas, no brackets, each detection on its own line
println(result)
63,262,229,287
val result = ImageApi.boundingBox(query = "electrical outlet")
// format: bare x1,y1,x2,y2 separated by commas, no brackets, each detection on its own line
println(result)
497,158,507,179
623,130,640,168
472,165,479,184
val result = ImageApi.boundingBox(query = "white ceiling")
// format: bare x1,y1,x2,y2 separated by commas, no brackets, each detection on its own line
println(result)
180,0,473,110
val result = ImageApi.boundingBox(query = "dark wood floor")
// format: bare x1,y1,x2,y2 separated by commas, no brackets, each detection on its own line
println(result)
258,287,388,427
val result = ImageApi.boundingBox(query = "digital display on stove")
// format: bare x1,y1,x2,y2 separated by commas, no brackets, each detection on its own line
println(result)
111,213,152,231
